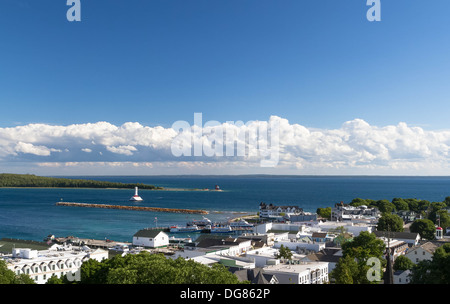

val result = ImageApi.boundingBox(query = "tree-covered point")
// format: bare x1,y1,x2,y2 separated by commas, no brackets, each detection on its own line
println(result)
0,173,162,189
349,196,450,214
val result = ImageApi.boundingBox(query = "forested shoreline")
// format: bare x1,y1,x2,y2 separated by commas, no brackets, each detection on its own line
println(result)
0,173,162,190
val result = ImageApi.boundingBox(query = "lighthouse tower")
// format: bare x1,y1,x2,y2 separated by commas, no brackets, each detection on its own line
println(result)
129,187,143,201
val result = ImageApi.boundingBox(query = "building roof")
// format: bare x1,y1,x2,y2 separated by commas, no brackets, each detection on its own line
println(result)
373,231,419,240
231,268,277,284
312,232,328,238
409,241,439,254
133,229,166,238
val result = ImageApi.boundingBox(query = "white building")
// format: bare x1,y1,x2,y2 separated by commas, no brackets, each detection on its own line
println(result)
331,202,380,221
394,269,412,284
405,242,439,264
259,203,303,219
133,229,169,248
262,261,329,284
245,247,306,268
3,245,108,284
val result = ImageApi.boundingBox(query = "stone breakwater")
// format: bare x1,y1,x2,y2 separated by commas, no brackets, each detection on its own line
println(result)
56,202,209,214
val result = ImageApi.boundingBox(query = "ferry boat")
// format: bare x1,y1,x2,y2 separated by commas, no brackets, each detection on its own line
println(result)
210,225,233,233
229,219,253,228
169,225,201,233
186,216,212,227
129,187,143,201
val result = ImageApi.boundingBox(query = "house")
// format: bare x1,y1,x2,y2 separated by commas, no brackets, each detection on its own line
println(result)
259,203,303,219
311,232,329,243
394,270,412,284
133,229,169,248
405,242,439,264
3,246,107,284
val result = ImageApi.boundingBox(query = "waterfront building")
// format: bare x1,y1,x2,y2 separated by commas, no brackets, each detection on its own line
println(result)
2,245,108,284
259,203,303,219
132,229,169,248
331,202,380,221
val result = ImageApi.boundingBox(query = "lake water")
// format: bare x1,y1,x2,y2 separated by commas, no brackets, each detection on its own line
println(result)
1,175,449,243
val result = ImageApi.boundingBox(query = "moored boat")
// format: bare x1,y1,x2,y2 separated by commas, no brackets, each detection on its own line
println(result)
169,225,201,233
186,216,212,227
210,225,233,233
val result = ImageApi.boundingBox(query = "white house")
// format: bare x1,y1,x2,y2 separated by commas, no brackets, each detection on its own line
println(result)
405,242,439,264
394,270,412,284
3,246,108,284
133,229,169,248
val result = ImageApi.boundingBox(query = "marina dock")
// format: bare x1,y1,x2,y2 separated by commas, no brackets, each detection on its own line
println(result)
56,202,209,215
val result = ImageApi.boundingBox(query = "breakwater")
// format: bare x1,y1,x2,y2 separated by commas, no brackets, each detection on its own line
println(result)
56,202,209,214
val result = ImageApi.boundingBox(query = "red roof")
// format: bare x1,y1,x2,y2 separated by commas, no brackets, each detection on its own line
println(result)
436,227,443,230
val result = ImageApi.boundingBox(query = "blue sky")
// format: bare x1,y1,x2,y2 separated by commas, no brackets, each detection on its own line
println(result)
1,0,450,175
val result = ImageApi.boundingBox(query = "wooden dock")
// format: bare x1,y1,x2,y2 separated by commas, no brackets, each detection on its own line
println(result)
56,202,209,215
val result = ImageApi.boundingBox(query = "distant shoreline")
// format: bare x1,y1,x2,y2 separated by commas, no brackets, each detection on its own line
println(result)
0,186,224,192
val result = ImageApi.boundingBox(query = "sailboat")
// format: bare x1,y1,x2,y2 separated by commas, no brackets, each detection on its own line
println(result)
129,187,143,201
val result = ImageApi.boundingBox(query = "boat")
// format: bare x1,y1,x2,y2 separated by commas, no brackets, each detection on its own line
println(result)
229,219,253,228
129,187,143,201
169,225,201,233
210,225,233,233
186,216,212,227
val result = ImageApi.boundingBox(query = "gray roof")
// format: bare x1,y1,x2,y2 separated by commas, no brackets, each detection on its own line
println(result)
231,268,277,284
133,229,166,238
374,231,419,240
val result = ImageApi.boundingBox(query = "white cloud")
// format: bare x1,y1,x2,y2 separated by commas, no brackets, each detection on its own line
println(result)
14,142,61,156
106,145,138,156
1,118,450,174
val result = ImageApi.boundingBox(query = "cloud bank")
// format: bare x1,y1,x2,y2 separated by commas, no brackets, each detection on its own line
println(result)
1,117,450,175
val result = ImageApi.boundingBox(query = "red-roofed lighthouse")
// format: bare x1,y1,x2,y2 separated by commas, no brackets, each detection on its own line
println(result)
130,187,143,201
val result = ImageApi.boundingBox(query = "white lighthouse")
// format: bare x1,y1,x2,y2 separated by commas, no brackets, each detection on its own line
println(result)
129,187,143,201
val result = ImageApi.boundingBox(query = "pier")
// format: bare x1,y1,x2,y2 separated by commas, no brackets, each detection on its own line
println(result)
56,202,209,215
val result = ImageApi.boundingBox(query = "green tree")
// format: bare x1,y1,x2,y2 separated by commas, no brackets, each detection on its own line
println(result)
342,231,386,263
410,219,436,240
330,255,359,284
45,274,64,284
376,213,404,232
316,207,331,220
0,260,35,284
275,245,293,260
350,198,367,207
79,252,241,284
375,200,396,213
444,196,450,208
336,231,386,284
393,255,414,271
391,198,409,211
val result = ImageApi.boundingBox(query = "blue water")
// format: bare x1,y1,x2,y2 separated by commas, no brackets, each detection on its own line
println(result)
1,175,450,243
